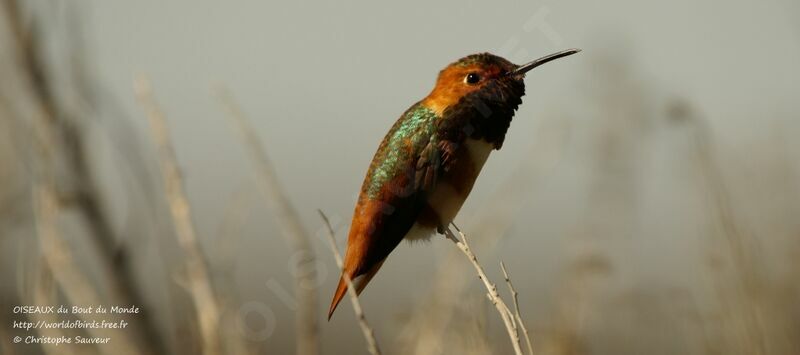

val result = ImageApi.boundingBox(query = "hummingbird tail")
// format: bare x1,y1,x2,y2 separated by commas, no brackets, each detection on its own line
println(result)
327,260,385,320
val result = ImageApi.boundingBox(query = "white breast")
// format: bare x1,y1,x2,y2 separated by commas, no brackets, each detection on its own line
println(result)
463,138,494,171
405,139,493,241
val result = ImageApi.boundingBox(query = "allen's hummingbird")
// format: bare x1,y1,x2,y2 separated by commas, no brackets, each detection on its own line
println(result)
328,49,580,319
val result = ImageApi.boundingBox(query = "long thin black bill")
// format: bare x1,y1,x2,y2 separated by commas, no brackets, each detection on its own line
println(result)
511,48,581,76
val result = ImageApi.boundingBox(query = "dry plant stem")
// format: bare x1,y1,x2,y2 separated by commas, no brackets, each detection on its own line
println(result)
501,262,534,355
690,116,767,354
26,70,138,354
211,190,253,355
135,77,221,355
403,122,568,355
31,198,80,355
32,260,78,355
2,2,165,352
33,186,139,355
215,87,319,355
444,224,523,355
318,210,382,355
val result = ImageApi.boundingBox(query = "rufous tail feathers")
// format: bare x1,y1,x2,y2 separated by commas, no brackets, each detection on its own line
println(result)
327,260,385,320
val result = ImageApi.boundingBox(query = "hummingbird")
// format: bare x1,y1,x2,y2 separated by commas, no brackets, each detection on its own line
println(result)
328,49,580,319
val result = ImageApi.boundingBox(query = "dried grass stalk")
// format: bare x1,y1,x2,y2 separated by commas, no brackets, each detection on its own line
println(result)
2,1,165,351
33,185,139,355
318,210,382,355
214,87,319,355
134,77,221,355
444,223,524,355
501,262,534,355
31,259,79,355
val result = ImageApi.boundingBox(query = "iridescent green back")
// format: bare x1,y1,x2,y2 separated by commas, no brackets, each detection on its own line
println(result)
364,102,438,200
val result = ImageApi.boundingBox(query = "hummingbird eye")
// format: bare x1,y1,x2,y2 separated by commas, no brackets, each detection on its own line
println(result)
465,73,481,84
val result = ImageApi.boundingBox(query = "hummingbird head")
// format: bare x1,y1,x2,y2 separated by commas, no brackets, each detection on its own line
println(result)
423,49,580,147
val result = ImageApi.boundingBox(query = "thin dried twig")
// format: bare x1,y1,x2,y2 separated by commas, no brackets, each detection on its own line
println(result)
31,258,78,355
501,262,534,355
402,120,568,355
23,59,139,354
444,223,523,355
214,86,319,355
135,77,221,355
317,210,382,355
689,110,768,354
29,180,82,355
33,185,139,355
211,187,254,355
2,2,165,352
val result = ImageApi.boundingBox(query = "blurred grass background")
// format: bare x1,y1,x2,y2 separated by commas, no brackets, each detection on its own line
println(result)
1,0,799,354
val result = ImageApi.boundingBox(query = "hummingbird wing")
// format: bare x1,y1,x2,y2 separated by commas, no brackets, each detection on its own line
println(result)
328,103,460,319
416,138,459,192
